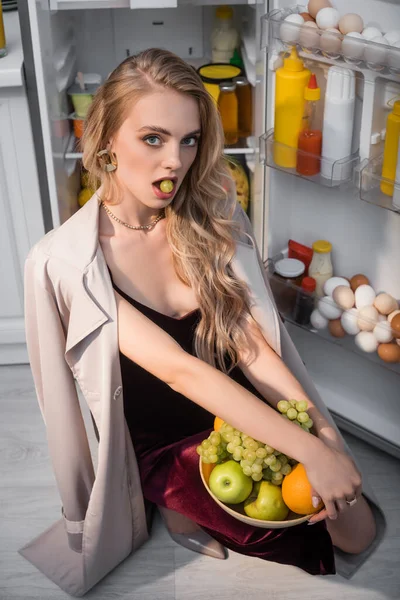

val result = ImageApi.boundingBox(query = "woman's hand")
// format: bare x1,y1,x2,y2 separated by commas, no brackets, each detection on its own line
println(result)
304,444,362,524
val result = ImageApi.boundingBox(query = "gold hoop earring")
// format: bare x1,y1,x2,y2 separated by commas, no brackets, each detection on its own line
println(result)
97,149,118,172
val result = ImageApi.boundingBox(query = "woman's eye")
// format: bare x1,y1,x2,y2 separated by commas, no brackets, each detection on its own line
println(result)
144,136,162,146
182,137,198,147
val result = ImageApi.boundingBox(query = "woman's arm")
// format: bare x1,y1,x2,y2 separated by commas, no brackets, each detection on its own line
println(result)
116,292,361,520
238,318,346,452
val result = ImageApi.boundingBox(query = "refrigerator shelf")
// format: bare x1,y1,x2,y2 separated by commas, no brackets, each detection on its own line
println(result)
260,130,359,188
64,133,256,160
265,254,400,376
262,6,400,75
359,155,400,214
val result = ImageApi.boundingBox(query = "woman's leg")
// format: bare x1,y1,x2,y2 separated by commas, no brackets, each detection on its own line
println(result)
325,495,377,554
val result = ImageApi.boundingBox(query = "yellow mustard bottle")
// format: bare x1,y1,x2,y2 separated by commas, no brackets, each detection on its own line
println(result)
274,47,310,168
0,1,7,59
380,100,400,197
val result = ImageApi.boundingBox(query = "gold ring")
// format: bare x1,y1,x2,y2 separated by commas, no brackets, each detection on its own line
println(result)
346,497,357,507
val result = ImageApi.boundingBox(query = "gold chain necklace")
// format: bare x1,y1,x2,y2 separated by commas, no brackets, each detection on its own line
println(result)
100,200,165,231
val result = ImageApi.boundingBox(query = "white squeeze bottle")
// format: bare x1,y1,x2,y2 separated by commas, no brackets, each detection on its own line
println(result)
321,66,356,183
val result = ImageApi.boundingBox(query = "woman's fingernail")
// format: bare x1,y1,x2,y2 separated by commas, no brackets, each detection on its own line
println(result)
307,521,317,525
312,496,320,508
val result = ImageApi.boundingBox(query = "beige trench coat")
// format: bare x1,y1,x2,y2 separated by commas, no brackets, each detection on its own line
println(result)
19,195,382,596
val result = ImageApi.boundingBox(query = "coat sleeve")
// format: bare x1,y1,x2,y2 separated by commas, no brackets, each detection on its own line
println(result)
24,255,95,554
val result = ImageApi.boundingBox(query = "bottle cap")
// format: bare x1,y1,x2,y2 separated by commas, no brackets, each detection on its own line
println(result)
283,47,304,72
219,81,236,92
275,258,305,278
312,240,332,253
304,73,321,101
233,76,249,86
301,277,317,292
216,5,233,19
393,100,400,116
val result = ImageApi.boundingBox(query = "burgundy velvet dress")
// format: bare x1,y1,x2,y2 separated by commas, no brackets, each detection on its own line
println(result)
112,278,335,576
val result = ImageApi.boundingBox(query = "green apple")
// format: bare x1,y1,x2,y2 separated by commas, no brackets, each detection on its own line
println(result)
208,460,253,504
244,481,289,521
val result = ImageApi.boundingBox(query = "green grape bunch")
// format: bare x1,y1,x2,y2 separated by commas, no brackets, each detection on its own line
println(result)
197,400,313,485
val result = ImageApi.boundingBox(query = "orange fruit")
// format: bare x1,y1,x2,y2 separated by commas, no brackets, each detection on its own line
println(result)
281,463,323,515
214,416,224,432
201,461,215,486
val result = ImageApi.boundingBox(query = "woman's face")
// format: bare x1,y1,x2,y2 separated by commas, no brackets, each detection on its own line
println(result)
111,88,201,209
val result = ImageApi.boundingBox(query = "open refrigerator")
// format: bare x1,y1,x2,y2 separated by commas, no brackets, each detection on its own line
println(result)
19,0,400,458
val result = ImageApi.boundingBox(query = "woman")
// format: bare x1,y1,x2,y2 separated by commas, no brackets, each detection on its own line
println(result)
22,49,376,596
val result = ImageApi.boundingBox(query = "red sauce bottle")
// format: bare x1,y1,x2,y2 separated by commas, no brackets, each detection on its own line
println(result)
296,74,322,176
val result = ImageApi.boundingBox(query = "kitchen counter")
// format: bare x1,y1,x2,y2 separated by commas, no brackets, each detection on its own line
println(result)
0,11,23,87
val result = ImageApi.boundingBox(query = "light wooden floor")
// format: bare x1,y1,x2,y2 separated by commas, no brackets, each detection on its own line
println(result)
1,364,399,600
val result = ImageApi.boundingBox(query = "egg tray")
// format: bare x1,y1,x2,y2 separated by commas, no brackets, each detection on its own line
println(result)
260,130,359,189
262,6,400,75
264,253,400,374
199,458,313,529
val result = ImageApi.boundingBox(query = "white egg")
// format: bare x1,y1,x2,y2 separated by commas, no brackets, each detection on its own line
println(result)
320,28,342,54
341,308,360,335
383,31,400,46
355,284,376,309
364,36,388,65
362,27,382,40
342,32,365,60
323,277,350,297
355,331,378,353
357,306,379,331
280,14,305,44
316,7,340,30
310,309,329,330
300,22,321,49
318,296,343,320
373,320,393,343
388,40,400,71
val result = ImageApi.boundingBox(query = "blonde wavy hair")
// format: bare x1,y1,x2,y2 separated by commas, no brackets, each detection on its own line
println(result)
82,48,256,374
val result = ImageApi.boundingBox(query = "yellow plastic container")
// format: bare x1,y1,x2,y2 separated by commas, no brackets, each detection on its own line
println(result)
274,48,310,168
381,100,400,197
198,63,242,104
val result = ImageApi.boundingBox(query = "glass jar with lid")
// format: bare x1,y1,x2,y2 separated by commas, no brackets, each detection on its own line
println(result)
218,81,238,146
308,240,333,297
270,258,306,315
233,76,252,138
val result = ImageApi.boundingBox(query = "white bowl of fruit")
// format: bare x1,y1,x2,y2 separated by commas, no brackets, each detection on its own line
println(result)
198,400,323,529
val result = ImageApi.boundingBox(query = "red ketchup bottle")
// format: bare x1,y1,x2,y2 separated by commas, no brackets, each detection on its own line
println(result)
296,74,322,176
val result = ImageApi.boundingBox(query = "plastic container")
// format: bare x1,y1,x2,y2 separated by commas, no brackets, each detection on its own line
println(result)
380,100,400,197
297,73,322,176
211,5,239,64
321,66,355,182
273,47,310,168
233,76,252,138
308,240,333,297
293,276,317,326
198,63,242,105
69,112,85,139
0,2,6,59
67,83,99,118
288,239,313,275
270,258,305,315
218,81,238,146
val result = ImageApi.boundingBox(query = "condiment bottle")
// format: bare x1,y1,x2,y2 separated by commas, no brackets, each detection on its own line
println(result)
211,5,239,64
308,240,333,297
0,1,7,59
293,277,317,326
321,66,355,183
380,100,400,197
296,74,322,176
274,47,311,168
218,81,238,146
392,138,400,211
233,76,252,138
271,258,305,315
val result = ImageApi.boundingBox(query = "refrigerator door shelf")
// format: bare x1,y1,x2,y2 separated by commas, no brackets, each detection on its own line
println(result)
261,6,400,76
261,130,359,189
265,253,400,377
360,155,400,214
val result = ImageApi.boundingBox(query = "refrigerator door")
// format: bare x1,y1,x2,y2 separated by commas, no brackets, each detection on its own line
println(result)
19,1,79,229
